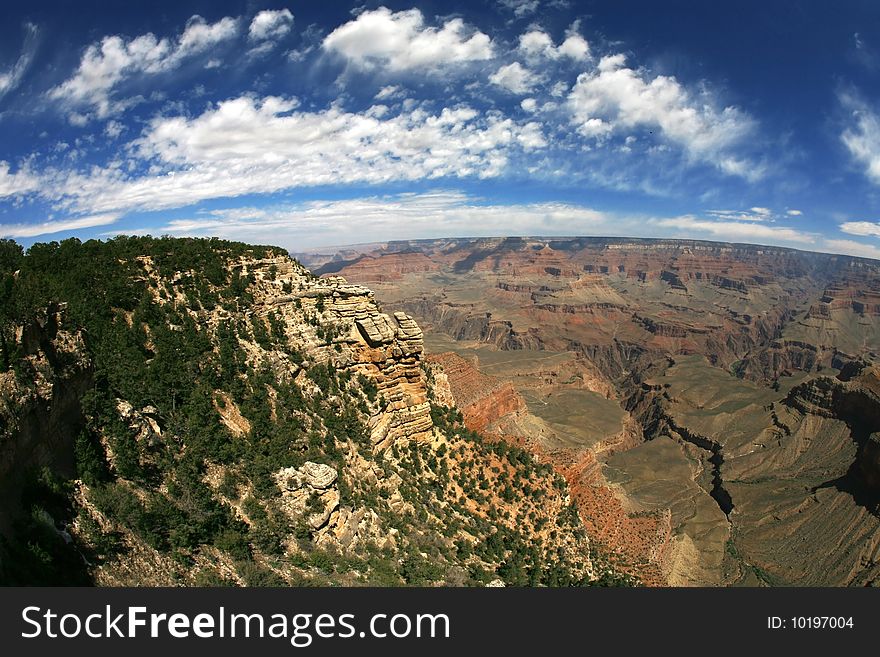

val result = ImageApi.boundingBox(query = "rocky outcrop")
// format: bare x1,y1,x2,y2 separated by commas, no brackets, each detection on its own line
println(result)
116,400,162,445
784,367,880,493
274,460,393,552
240,257,434,452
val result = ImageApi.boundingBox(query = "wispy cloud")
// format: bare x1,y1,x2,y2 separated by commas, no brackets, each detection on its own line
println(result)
109,191,610,248
47,15,239,121
821,238,880,259
497,0,541,18
839,89,880,184
706,207,774,222
651,214,815,244
0,22,38,102
0,212,119,238
85,189,878,260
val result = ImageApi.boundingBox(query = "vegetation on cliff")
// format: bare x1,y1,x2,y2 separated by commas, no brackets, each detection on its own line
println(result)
0,236,631,587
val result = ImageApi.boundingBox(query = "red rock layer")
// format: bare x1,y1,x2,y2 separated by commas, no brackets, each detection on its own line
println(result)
428,350,670,586
330,252,438,282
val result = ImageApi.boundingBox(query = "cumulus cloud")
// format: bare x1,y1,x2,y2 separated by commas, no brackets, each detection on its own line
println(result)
0,22,38,102
322,7,493,73
174,16,239,59
44,95,546,215
0,212,119,238
248,9,294,41
518,28,589,61
839,220,880,237
839,90,880,184
568,54,758,177
48,15,239,121
786,209,803,216
652,215,815,244
489,62,539,94
0,161,40,198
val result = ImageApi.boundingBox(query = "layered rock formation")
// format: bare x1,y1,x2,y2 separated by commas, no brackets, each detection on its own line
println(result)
238,257,434,452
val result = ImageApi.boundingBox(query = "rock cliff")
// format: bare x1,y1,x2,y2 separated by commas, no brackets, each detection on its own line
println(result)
241,258,434,451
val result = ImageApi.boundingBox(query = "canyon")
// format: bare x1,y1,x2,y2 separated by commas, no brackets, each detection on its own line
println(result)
301,236,880,586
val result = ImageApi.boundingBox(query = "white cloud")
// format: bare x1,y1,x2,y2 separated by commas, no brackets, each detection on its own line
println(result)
821,238,880,259
521,98,537,112
175,16,239,59
104,120,124,138
519,30,554,56
89,190,880,259
248,9,294,41
557,34,589,61
44,95,546,215
322,7,493,73
48,15,239,121
246,41,276,59
550,81,568,97
287,46,314,63
121,190,610,248
786,209,803,216
489,62,539,94
652,215,815,244
0,22,38,101
706,208,774,222
0,213,119,238
568,54,758,177
111,191,877,259
839,90,880,184
839,220,880,237
518,29,589,61
0,161,40,198
375,85,403,100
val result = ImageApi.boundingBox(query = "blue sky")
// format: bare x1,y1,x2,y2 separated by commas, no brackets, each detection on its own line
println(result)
2,1,880,257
